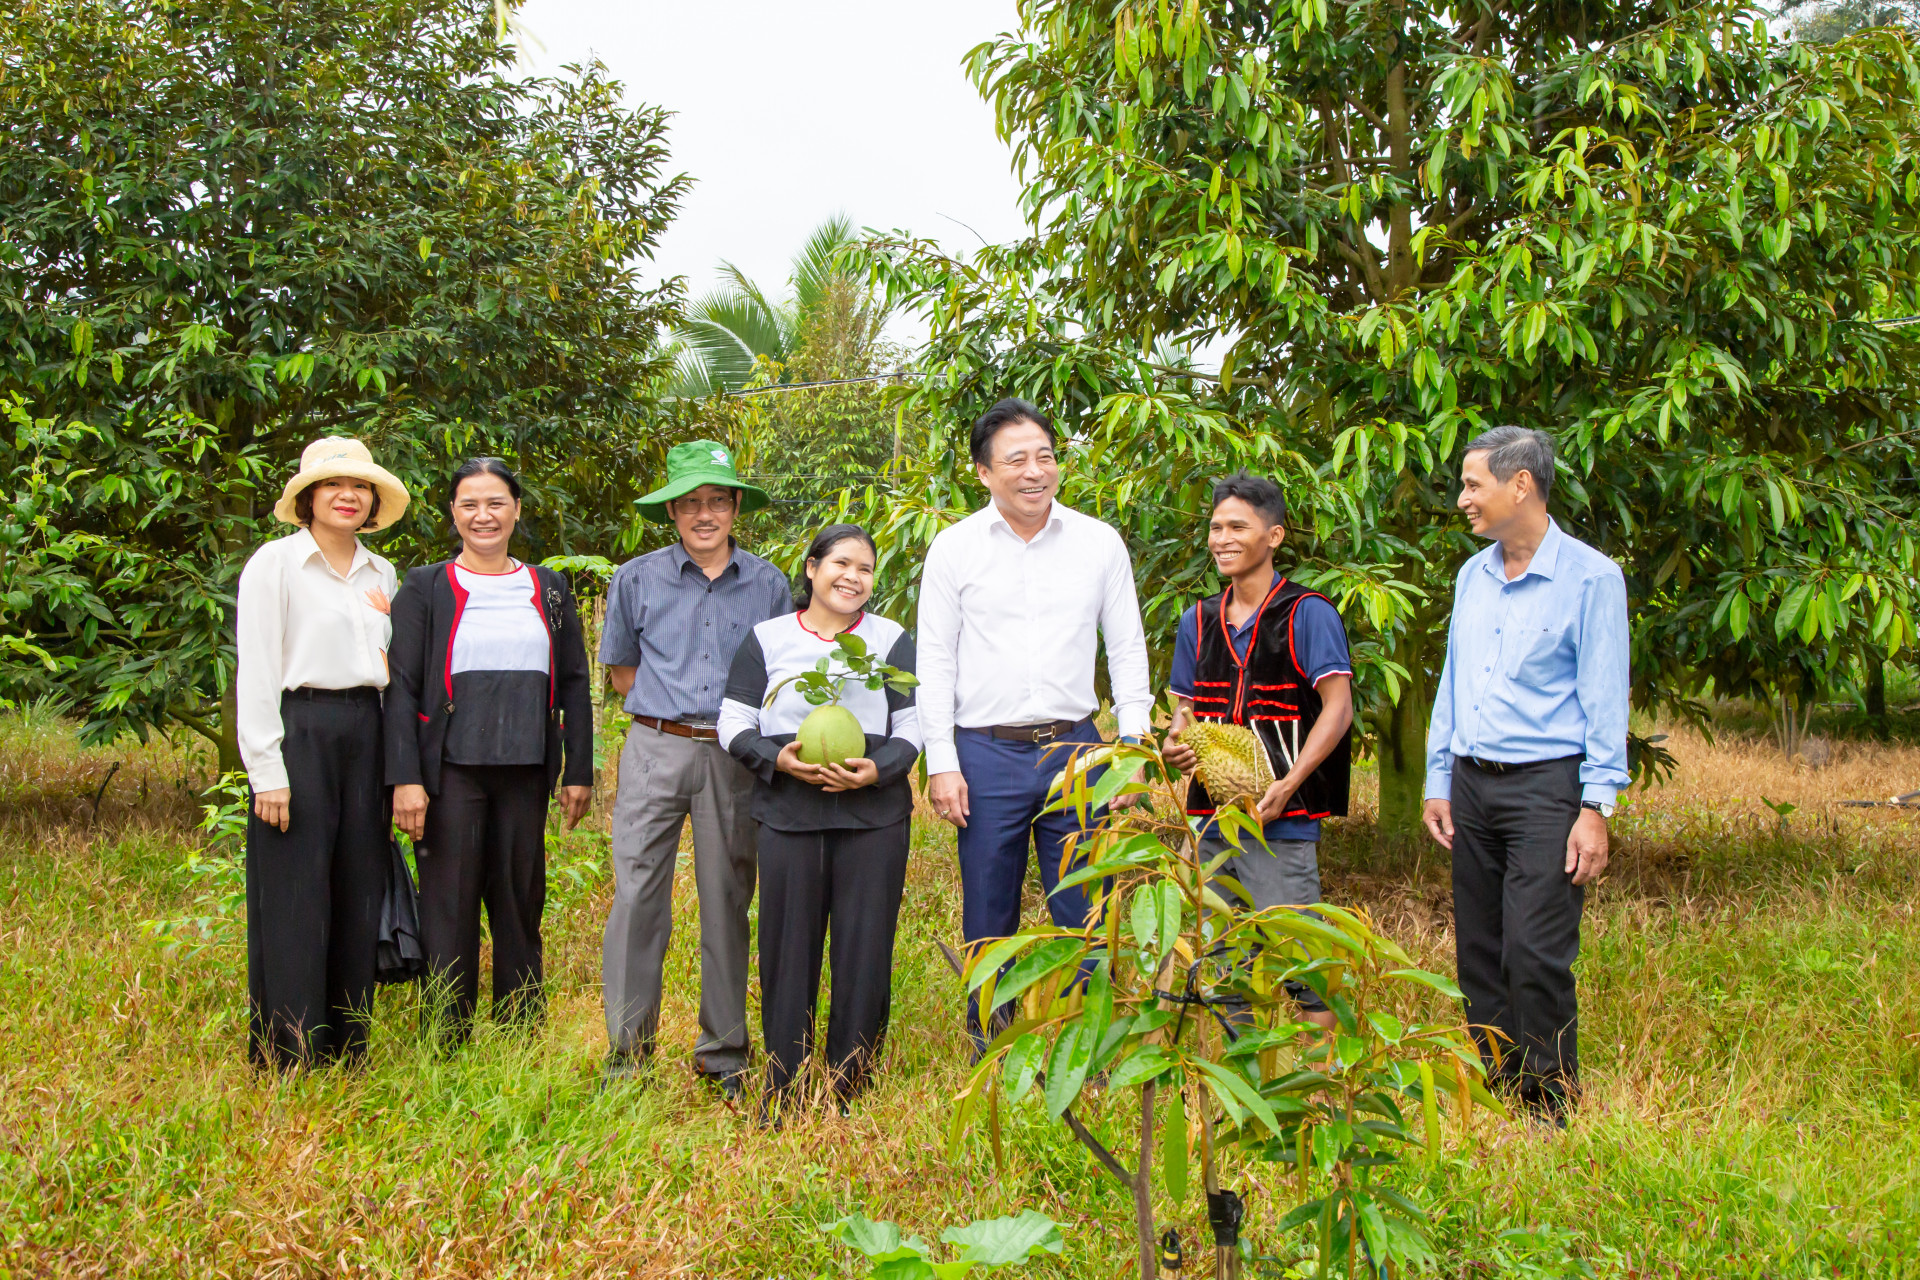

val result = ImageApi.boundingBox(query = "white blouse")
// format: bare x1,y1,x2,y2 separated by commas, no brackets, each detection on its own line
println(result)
450,563,549,674
717,610,921,749
235,528,397,792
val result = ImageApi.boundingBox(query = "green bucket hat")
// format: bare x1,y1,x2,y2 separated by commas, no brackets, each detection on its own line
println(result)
634,439,771,524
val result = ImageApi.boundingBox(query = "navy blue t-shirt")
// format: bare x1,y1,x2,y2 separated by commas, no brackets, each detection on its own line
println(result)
1169,575,1352,843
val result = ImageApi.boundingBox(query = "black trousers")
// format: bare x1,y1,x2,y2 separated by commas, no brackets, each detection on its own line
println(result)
246,689,387,1069
757,819,910,1103
1450,754,1585,1107
417,762,549,1039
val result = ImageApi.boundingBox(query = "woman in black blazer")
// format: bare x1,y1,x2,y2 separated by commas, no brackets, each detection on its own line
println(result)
385,457,594,1041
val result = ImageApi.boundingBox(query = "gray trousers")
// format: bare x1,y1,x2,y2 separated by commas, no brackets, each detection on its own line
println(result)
602,723,757,1075
1200,834,1326,1015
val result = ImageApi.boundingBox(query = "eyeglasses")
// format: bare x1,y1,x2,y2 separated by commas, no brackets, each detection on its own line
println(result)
670,495,738,514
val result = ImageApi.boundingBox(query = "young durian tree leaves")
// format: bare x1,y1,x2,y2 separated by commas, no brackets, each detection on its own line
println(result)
952,737,1498,1278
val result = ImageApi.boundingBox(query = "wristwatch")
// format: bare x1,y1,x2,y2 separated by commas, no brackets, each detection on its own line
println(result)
1580,799,1615,819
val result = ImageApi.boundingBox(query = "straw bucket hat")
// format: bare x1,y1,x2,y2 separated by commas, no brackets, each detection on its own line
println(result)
273,437,411,532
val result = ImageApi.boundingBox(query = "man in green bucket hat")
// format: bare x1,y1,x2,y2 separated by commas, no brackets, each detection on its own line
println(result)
599,440,790,1097
631,439,773,523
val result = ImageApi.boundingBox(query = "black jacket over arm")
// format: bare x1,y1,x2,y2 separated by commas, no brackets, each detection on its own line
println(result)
384,560,594,796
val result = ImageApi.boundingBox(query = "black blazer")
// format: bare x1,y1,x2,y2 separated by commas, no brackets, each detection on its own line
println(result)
385,559,594,796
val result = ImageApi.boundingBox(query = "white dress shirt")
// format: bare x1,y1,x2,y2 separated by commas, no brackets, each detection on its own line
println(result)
916,500,1152,775
235,528,398,792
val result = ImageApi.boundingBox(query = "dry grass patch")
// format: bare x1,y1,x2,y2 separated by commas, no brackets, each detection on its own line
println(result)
1,714,1918,1276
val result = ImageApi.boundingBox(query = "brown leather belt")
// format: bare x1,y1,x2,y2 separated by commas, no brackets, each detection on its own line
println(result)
960,718,1085,744
633,714,718,741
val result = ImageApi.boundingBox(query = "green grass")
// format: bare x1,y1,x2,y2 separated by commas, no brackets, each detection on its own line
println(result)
2,719,1919,1276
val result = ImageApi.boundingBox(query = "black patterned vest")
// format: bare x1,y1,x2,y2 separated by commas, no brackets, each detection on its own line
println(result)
1185,577,1352,821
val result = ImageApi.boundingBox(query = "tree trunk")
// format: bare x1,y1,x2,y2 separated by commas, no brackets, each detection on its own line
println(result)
1382,3,1415,300
1136,1080,1159,1280
1867,657,1888,742
210,445,248,783
1375,638,1432,846
217,682,243,777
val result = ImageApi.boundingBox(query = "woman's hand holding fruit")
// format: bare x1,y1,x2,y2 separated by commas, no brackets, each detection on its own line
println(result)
818,758,878,792
776,740,831,787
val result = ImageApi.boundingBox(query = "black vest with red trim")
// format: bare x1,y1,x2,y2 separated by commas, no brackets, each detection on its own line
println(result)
1185,577,1351,822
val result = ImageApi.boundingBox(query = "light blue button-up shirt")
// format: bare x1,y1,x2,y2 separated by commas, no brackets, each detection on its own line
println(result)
1424,519,1630,806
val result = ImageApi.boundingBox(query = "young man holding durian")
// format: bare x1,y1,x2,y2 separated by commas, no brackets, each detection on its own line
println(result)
1163,472,1354,1028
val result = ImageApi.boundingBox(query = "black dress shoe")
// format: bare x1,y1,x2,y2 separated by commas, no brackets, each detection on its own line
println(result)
599,1052,648,1094
705,1070,747,1104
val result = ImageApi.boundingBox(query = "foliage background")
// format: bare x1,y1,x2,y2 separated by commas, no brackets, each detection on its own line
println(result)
852,0,1920,836
0,0,687,765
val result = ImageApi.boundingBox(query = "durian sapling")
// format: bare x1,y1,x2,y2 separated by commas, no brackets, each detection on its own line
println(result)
765,629,918,770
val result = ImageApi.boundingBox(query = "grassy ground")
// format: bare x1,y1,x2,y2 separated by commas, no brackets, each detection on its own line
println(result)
2,707,1919,1277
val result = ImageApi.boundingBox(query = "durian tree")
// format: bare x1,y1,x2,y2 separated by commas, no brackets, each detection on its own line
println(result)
0,0,686,765
955,741,1495,1278
858,0,1920,836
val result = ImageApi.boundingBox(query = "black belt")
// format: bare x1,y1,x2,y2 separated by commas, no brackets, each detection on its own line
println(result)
1457,753,1581,775
960,718,1085,744
285,686,381,704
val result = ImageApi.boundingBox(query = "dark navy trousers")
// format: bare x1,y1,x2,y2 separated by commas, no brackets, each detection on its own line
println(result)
954,719,1105,1044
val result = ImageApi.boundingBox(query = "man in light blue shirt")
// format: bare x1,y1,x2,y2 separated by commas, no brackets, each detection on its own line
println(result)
1421,426,1628,1124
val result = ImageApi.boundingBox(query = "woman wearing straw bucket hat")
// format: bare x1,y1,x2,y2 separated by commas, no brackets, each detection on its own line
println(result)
235,436,410,1069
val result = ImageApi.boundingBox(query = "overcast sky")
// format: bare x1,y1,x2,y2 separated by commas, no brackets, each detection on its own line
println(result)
511,0,1030,327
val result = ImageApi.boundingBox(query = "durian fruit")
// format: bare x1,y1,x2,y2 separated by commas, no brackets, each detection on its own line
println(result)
1186,721,1275,800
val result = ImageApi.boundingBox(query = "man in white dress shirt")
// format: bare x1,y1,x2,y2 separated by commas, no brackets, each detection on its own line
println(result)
918,398,1153,1047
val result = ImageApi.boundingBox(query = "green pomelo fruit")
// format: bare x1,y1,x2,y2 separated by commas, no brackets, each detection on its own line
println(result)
797,704,866,767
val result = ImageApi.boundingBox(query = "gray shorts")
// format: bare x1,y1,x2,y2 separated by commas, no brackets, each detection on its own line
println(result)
1199,834,1326,1014
1200,834,1321,911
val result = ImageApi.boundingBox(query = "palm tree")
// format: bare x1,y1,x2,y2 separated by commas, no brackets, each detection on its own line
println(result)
1777,0,1920,40
667,214,885,398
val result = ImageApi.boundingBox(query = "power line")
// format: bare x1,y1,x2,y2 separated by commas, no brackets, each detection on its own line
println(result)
726,371,925,397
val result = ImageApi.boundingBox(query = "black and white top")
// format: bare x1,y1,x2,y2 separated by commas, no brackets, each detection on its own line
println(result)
444,562,551,767
717,611,923,832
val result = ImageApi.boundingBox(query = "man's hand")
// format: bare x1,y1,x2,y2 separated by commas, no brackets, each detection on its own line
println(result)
1566,808,1609,885
560,785,593,831
1256,777,1300,824
929,770,970,828
820,758,879,792
254,787,291,832
393,783,429,842
1162,713,1197,773
1422,798,1454,850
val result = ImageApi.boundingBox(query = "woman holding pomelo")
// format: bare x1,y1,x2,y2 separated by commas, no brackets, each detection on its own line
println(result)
716,523,921,1121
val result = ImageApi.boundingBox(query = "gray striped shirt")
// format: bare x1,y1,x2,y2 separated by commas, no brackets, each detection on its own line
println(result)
599,541,793,723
